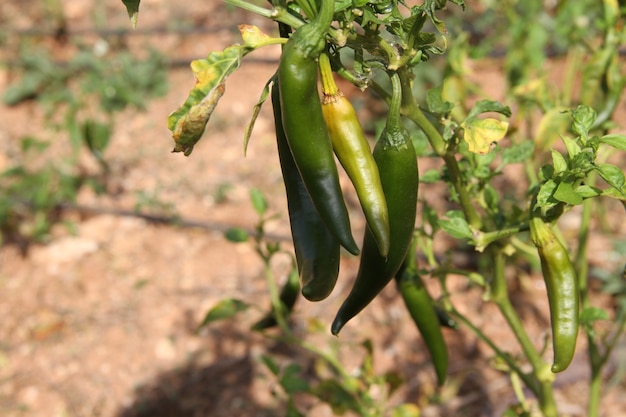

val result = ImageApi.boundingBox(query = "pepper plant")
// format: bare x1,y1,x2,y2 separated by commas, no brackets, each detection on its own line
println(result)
122,0,626,416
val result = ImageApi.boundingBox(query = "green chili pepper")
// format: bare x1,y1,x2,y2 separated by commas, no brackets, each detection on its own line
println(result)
319,54,390,257
272,80,341,302
332,72,418,335
530,208,579,373
395,238,448,386
277,0,359,256
252,265,301,331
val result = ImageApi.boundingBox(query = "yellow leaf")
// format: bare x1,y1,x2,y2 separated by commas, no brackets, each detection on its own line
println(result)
239,24,271,49
461,118,508,154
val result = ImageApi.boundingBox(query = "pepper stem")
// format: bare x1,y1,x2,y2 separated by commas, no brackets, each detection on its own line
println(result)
319,53,340,97
308,0,334,41
386,71,402,132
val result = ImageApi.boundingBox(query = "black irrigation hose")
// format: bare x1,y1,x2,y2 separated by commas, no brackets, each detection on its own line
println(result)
57,202,292,243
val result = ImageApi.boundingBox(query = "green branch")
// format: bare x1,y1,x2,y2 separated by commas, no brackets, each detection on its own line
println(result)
398,67,482,229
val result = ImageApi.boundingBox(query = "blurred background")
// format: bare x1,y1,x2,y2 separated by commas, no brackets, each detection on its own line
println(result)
0,1,625,417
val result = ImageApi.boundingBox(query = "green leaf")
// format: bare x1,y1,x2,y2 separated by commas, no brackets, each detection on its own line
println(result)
570,105,597,137
467,99,512,118
579,307,609,326
550,150,568,173
499,140,534,167
596,163,626,193
553,181,583,205
259,354,280,376
121,0,140,28
438,211,473,239
313,379,361,415
82,120,111,157
249,188,268,216
599,134,626,151
280,364,309,394
576,184,602,198
392,404,421,417
426,84,454,115
561,135,581,159
243,78,272,156
225,227,249,242
198,298,249,328
461,117,509,155
419,169,441,183
536,179,558,208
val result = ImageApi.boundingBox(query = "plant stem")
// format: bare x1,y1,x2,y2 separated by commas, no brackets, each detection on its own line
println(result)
398,67,482,230
263,260,291,333
489,248,558,416
474,222,529,252
450,306,540,395
225,0,305,29
574,171,603,417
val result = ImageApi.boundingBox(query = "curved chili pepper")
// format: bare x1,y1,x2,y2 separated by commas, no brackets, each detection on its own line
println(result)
320,54,390,257
277,1,359,256
272,80,341,301
395,238,448,386
530,209,580,373
332,72,418,335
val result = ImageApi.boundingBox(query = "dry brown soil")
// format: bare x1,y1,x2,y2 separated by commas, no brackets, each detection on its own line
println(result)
1,2,625,417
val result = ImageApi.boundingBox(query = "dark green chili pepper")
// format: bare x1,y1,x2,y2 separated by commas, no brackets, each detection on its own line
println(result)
332,72,418,335
278,0,359,256
252,266,300,331
272,80,341,302
395,238,448,386
530,208,579,373
319,53,390,257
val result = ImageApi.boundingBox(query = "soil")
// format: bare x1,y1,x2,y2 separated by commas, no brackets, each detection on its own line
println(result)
1,2,625,417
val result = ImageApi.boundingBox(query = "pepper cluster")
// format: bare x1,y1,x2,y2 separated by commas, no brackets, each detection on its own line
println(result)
271,0,448,384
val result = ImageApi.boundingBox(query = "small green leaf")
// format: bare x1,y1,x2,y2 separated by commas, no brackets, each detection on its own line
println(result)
461,117,509,155
198,298,249,328
225,227,249,242
553,181,583,205
438,212,473,239
579,307,609,326
280,364,309,394
500,140,534,167
313,379,361,415
121,0,140,28
536,180,558,208
259,354,280,376
576,184,602,198
250,188,268,215
467,99,512,118
384,371,404,396
561,135,582,159
599,134,626,151
596,163,626,192
570,105,597,137
419,169,441,183
550,149,568,173
426,84,454,115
